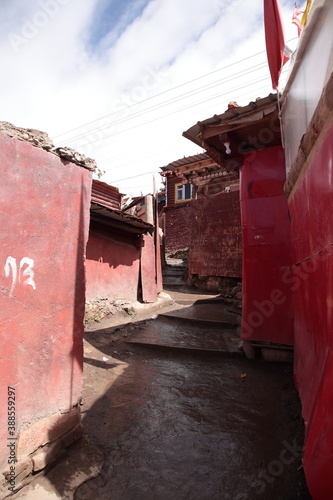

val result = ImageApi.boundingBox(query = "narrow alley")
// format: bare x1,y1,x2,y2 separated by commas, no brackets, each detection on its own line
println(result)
12,261,311,499
2,3,333,499
79,283,309,498
76,260,309,500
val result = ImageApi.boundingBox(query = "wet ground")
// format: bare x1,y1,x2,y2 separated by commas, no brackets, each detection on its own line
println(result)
12,283,311,499
75,289,311,500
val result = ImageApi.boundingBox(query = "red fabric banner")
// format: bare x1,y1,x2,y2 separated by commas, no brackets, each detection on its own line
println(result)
264,0,289,90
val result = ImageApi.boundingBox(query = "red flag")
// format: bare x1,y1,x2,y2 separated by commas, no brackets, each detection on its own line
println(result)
264,0,289,90
292,5,303,37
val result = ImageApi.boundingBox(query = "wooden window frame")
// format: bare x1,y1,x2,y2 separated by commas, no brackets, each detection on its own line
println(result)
175,183,192,203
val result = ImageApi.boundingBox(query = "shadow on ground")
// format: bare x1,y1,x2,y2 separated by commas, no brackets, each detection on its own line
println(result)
12,293,311,499
74,302,311,500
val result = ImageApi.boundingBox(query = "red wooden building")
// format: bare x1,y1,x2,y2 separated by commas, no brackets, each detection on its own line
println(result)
161,153,242,290
184,93,293,350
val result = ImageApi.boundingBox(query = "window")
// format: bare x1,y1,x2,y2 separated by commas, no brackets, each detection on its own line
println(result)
175,183,192,202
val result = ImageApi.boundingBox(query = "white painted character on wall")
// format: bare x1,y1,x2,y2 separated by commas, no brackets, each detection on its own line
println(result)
4,256,36,297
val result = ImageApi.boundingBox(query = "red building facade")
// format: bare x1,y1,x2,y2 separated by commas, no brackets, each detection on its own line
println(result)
280,3,333,496
0,125,93,494
85,180,159,316
161,154,242,288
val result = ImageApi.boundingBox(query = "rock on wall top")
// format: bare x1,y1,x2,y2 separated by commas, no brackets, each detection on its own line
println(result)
0,121,97,172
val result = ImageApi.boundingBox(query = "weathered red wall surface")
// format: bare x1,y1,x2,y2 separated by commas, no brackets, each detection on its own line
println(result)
164,205,192,252
0,133,92,471
141,234,158,303
289,124,333,500
189,191,242,278
85,222,140,302
240,146,293,345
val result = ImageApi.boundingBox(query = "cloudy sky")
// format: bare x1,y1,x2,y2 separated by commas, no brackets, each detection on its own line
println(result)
0,0,306,197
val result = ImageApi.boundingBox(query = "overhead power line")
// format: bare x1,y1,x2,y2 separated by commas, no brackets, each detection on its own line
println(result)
59,61,269,145
111,171,157,183
89,72,287,175
54,49,267,139
54,36,297,143
72,74,273,148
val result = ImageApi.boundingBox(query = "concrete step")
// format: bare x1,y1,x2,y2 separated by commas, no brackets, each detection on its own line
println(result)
163,284,189,291
162,266,186,274
163,276,186,285
162,273,186,280
160,303,240,328
165,289,221,304
163,267,186,273
125,316,241,355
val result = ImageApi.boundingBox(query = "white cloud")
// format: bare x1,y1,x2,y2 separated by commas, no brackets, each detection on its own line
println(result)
0,0,302,196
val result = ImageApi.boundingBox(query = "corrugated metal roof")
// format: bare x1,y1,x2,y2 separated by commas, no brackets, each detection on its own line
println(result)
90,202,154,235
93,178,120,193
92,179,122,211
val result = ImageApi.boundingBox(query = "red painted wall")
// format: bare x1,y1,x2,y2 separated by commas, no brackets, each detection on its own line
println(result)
288,124,333,500
141,234,158,303
189,191,242,278
240,146,293,345
86,222,141,302
0,132,92,471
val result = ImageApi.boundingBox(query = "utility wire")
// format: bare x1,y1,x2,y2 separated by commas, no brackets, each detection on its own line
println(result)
60,61,269,145
74,74,273,147
54,36,298,142
105,72,289,182
91,76,283,170
53,49,270,139
89,68,286,177
111,171,157,183
61,63,290,151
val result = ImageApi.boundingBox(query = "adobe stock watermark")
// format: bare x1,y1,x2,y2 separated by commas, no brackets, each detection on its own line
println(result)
73,65,168,158
242,238,333,341
246,438,303,497
8,0,72,53
221,237,333,352
190,114,280,213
